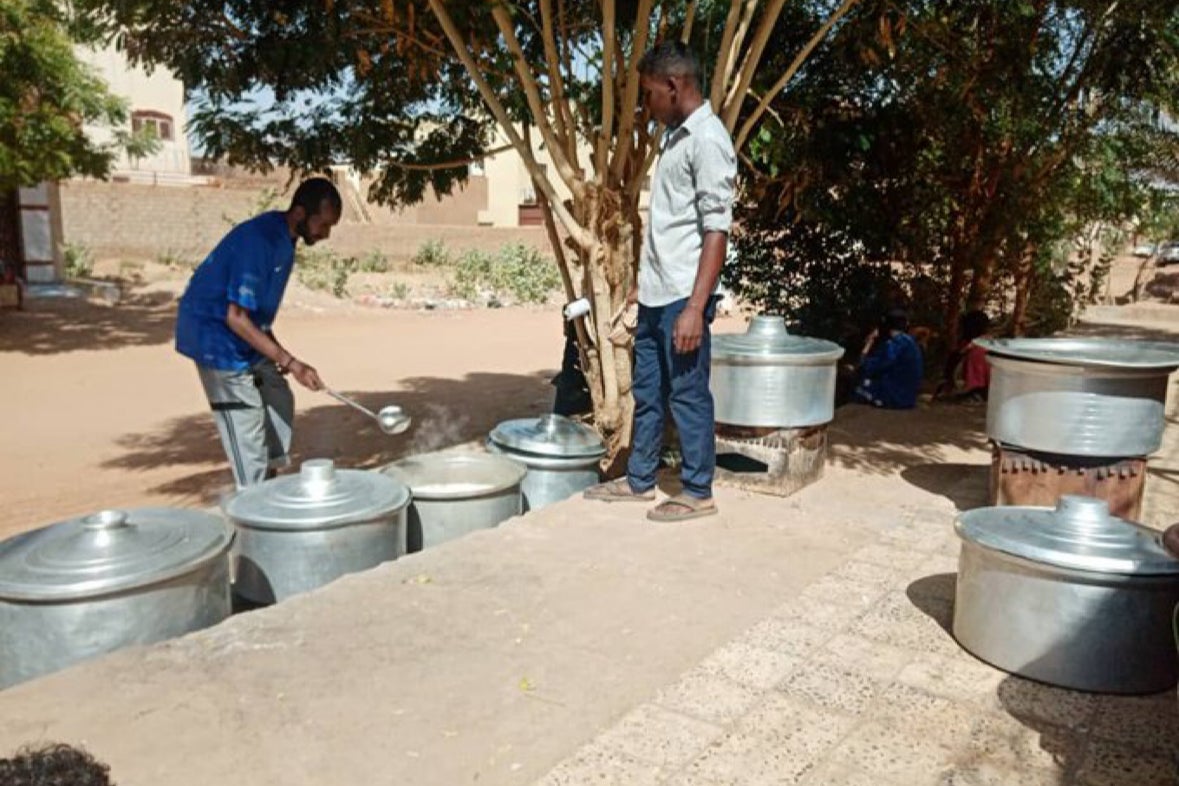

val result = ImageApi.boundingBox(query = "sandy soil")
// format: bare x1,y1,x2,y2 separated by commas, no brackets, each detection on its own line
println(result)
0,252,1171,541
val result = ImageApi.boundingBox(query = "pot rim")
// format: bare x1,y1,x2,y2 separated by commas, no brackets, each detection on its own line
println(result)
978,337,1179,371
955,536,1179,586
487,439,604,469
382,453,527,500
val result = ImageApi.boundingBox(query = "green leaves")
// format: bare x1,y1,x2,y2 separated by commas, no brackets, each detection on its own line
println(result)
0,0,137,187
730,0,1179,345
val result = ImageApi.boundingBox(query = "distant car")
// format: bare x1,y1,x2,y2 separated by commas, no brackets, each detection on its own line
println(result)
1159,242,1179,266
1132,243,1157,257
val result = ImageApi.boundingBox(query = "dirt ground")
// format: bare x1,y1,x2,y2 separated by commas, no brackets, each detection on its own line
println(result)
0,252,1171,539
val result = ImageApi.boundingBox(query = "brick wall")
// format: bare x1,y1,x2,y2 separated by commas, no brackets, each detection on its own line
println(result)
58,180,551,262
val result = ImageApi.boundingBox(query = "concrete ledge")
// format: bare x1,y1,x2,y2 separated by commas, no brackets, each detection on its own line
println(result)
0,485,874,786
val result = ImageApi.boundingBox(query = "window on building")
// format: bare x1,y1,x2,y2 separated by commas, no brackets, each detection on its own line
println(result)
131,110,174,141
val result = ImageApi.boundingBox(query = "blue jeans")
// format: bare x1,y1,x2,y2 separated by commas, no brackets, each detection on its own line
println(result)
627,296,718,499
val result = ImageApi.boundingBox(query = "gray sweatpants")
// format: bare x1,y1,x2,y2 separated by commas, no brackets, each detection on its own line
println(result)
197,361,294,489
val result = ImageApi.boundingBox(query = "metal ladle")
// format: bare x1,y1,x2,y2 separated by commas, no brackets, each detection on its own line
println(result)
324,388,412,435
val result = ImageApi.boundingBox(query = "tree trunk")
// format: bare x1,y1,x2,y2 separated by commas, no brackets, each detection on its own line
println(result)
1011,243,1036,335
557,181,638,477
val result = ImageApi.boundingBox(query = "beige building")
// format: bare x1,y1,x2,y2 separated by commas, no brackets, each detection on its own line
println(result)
10,46,195,286
476,126,650,228
74,45,193,180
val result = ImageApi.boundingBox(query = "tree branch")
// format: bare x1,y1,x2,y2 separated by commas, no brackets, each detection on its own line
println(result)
734,0,860,150
539,0,578,167
489,3,583,193
722,0,789,130
681,1,698,42
596,0,618,176
609,0,654,184
425,0,592,248
716,0,760,110
384,143,514,171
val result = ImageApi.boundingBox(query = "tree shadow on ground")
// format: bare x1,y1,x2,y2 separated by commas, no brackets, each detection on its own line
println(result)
100,371,556,506
0,291,177,354
828,402,990,476
901,462,991,511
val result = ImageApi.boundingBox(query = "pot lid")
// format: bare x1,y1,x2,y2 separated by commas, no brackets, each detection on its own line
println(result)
0,508,233,602
488,414,606,458
976,337,1179,371
713,315,845,364
223,459,411,531
956,495,1179,576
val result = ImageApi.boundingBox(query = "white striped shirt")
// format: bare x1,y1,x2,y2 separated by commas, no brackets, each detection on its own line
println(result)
639,101,737,307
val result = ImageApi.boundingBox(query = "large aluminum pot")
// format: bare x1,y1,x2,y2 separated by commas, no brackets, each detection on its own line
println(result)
0,508,233,689
953,496,1179,694
711,315,845,428
979,338,1179,457
223,459,411,605
487,414,605,511
383,453,526,551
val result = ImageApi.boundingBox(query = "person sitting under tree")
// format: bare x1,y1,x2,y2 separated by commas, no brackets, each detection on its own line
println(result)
851,308,925,409
935,309,992,403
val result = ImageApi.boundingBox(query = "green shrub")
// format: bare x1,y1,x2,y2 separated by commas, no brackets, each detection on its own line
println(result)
449,243,560,304
358,249,391,273
297,248,357,298
387,280,411,300
490,243,562,304
411,239,453,268
62,242,93,279
450,249,494,301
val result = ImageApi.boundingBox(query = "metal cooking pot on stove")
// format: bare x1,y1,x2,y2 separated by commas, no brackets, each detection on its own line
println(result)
487,414,605,511
223,459,411,605
711,315,845,428
978,338,1179,457
0,507,234,689
382,453,525,551
953,495,1179,694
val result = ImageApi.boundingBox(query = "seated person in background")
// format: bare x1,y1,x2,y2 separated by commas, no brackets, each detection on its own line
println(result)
0,743,113,786
852,308,924,409
936,309,992,402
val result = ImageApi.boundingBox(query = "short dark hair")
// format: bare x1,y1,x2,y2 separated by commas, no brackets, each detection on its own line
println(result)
638,41,701,90
0,743,112,786
960,309,990,341
290,177,342,218
883,308,909,332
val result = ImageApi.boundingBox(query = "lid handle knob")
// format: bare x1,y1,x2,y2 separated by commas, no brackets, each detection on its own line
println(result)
82,510,131,531
747,314,788,338
538,413,563,436
300,459,337,495
1055,495,1111,530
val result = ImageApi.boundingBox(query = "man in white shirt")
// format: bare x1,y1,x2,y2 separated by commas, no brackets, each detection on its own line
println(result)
585,41,737,521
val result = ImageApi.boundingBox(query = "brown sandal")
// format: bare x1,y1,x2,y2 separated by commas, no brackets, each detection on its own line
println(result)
646,494,718,522
583,478,656,502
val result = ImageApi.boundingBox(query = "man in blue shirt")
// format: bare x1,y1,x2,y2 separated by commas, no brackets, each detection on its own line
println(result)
176,177,341,487
852,308,925,409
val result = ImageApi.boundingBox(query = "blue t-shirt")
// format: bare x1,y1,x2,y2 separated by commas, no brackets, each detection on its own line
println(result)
860,332,924,409
175,211,295,371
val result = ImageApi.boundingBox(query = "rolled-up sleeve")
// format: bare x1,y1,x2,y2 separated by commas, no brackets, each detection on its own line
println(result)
694,132,737,234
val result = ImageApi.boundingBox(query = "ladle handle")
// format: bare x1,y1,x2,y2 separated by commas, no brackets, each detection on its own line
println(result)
324,388,379,420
